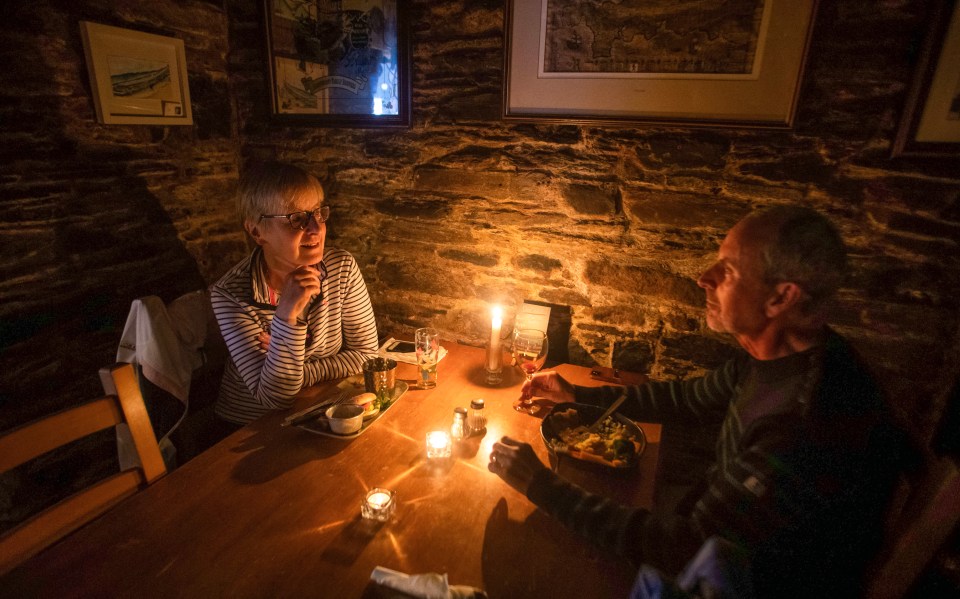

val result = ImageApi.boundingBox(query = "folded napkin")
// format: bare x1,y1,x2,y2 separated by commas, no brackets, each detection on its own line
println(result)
370,566,486,599
377,338,449,366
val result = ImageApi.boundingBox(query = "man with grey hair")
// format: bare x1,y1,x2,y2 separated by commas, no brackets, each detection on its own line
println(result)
487,206,907,597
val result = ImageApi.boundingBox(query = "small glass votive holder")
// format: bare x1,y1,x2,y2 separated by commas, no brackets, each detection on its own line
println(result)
425,430,452,459
361,488,396,521
485,345,503,386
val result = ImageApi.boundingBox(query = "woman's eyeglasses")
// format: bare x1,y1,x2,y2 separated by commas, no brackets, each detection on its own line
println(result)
258,206,330,230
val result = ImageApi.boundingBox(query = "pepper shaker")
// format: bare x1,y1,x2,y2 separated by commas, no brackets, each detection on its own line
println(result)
468,398,486,435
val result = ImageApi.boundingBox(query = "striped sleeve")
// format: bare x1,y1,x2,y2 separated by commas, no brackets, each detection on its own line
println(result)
573,357,741,425
212,248,379,425
301,250,379,384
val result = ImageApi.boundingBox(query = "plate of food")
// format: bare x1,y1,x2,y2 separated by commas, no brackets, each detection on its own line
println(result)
295,381,408,439
540,402,646,469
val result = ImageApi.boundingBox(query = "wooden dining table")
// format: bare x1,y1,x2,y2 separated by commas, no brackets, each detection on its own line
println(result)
3,341,661,598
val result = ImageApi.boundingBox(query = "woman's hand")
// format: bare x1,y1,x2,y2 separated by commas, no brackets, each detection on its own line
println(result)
488,436,549,496
520,371,575,403
274,265,321,324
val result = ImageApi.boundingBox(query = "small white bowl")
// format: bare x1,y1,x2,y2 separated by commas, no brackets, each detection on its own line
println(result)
326,404,364,435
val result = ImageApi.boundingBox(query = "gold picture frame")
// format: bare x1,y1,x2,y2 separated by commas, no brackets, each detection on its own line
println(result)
892,0,960,157
502,0,818,129
80,21,193,126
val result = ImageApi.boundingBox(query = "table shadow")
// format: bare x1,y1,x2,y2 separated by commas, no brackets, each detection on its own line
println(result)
480,498,632,598
228,420,353,485
319,514,386,566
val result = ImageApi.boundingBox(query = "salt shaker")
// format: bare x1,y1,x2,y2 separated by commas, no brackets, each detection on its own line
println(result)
451,407,468,441
468,398,486,434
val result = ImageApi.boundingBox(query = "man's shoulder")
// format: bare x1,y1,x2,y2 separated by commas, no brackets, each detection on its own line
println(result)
815,328,885,413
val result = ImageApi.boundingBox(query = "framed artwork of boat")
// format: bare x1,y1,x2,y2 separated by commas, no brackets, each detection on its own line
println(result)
262,0,411,128
892,0,960,157
502,0,818,129
80,22,193,126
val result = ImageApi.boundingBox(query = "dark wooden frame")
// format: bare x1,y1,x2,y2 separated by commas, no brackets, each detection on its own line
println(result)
501,0,818,129
892,0,960,157
262,0,411,128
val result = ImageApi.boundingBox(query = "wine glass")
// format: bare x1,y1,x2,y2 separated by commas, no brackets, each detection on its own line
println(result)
512,329,548,414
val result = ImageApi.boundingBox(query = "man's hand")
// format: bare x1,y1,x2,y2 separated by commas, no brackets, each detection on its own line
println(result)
488,436,550,496
274,265,321,324
520,371,576,403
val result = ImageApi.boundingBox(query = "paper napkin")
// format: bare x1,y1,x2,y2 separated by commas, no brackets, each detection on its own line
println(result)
369,566,486,599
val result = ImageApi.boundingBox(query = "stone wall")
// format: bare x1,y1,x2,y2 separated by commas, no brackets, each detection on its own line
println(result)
1,0,959,529
230,0,960,444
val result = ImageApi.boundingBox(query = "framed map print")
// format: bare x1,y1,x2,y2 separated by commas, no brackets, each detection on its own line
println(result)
502,0,818,128
263,0,411,127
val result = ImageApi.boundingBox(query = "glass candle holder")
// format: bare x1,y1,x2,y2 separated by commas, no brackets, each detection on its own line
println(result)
425,430,452,459
361,488,396,521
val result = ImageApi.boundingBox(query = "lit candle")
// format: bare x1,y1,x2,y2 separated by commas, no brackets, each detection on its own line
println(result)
426,430,452,459
362,487,396,521
488,305,502,371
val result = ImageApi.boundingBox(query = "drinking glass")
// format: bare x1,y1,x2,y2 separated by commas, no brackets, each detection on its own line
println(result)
512,329,548,413
415,327,440,389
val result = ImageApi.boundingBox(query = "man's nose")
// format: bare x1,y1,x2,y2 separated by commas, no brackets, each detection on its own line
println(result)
697,267,716,290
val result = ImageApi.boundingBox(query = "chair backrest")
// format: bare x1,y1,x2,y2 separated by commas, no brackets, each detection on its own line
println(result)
863,454,960,599
0,363,167,576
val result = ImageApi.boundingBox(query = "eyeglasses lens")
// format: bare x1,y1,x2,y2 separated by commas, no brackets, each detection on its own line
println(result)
290,206,330,229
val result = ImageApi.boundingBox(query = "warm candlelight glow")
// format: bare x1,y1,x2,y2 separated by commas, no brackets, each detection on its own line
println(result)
488,305,502,370
426,430,452,458
362,488,396,521
367,491,390,508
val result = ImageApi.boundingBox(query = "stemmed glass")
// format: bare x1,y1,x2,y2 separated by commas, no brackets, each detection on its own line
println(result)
512,329,548,414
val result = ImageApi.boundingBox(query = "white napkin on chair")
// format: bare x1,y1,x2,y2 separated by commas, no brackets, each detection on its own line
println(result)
370,566,486,598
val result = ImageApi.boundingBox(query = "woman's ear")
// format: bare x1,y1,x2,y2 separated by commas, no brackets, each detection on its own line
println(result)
765,282,806,318
245,221,265,246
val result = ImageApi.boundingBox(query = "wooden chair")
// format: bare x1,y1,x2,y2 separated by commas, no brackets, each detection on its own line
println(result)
863,454,960,599
0,363,167,576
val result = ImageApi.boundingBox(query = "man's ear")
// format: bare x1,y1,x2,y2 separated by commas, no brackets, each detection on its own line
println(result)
765,282,806,318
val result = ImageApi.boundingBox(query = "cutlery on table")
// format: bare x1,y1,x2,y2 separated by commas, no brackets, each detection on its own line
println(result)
588,391,628,432
282,391,349,427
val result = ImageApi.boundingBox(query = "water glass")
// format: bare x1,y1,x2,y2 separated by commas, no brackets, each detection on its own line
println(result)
415,327,440,389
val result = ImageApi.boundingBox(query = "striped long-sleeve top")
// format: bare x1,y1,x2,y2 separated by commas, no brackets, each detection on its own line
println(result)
211,246,379,425
528,330,907,598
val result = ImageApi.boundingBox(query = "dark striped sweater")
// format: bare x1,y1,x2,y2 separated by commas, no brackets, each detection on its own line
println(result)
528,330,904,597
211,247,379,424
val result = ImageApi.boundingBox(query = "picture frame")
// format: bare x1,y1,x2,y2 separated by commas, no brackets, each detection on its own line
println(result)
80,21,193,126
262,0,411,128
502,0,818,129
892,0,960,158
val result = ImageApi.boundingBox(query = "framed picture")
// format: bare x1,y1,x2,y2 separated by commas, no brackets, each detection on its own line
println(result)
262,0,411,128
502,0,818,128
80,22,193,126
892,0,960,157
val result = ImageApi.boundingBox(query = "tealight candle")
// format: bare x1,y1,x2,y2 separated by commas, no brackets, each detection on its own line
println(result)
486,305,503,385
426,430,452,459
361,488,396,521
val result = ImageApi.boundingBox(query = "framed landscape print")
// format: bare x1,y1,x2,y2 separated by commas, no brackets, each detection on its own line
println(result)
502,0,819,128
263,0,411,128
80,22,193,125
